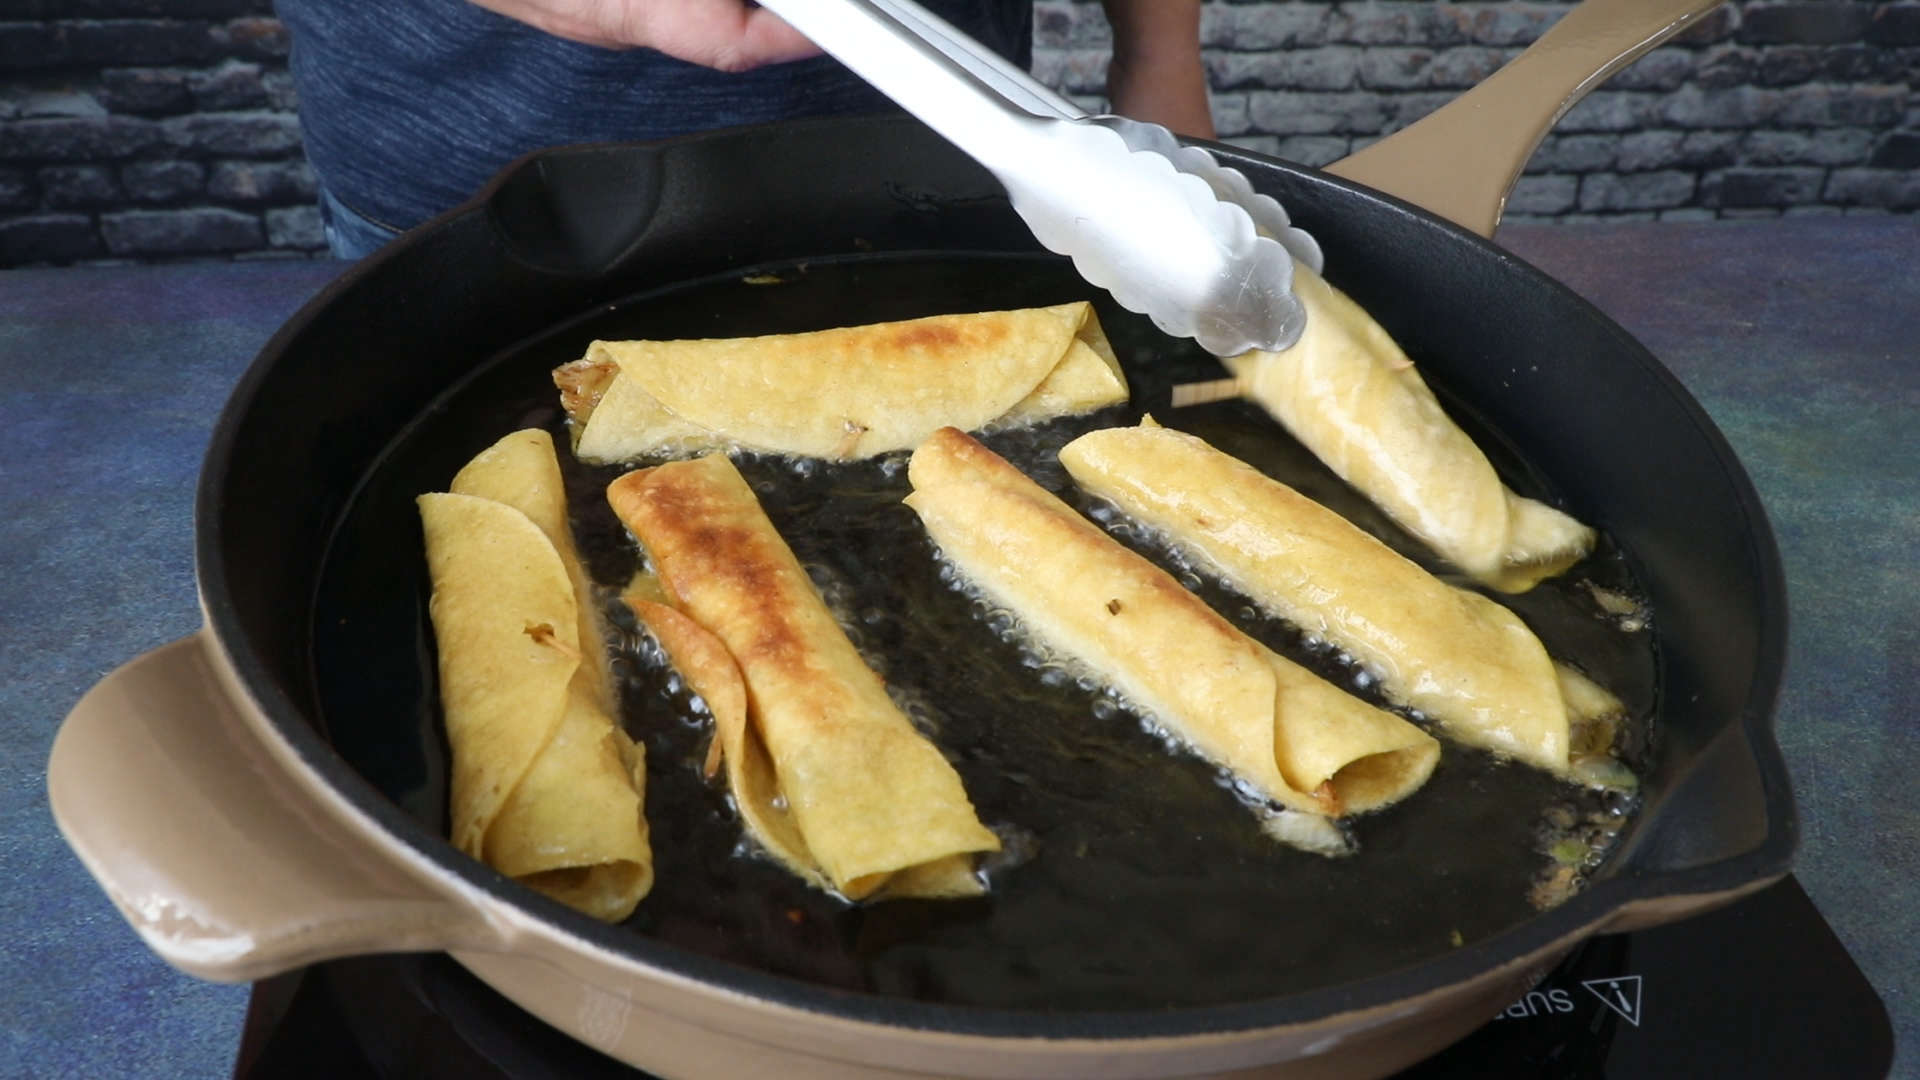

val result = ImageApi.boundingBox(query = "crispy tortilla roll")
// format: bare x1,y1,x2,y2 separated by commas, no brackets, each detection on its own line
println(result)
1060,421,1626,776
1219,264,1594,592
905,427,1439,823
606,454,999,900
418,429,652,922
557,303,1126,462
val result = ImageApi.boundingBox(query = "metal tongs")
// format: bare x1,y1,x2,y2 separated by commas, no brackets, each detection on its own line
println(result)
755,0,1323,356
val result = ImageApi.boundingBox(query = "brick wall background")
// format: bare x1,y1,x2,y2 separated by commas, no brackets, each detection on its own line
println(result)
1,0,1914,267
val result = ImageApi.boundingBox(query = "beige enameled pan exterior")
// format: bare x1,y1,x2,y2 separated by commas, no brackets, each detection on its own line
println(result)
49,0,1761,1075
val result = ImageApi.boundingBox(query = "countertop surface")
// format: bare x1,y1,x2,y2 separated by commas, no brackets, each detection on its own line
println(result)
2,217,1914,1078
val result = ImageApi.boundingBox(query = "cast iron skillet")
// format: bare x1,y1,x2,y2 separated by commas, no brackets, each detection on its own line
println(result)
222,111,1789,1031
51,10,1798,1063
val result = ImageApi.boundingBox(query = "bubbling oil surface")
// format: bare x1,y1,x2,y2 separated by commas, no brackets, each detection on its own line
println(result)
311,253,1654,1012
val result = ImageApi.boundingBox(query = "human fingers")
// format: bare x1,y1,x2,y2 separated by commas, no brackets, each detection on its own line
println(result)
615,0,822,70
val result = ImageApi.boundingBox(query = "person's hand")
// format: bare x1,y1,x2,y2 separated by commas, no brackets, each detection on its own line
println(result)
467,0,821,71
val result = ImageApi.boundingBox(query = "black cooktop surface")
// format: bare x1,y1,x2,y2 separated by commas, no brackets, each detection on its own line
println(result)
233,875,1891,1079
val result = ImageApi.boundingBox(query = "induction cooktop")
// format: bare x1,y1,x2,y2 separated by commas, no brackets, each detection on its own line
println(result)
232,875,1891,1079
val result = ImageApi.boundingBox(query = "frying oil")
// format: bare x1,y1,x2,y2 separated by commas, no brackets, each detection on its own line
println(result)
314,253,1656,1012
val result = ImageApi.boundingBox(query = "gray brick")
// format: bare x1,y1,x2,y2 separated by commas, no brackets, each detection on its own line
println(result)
1333,2,1471,46
0,21,72,70
0,212,102,264
0,165,34,209
64,19,220,66
1739,3,1875,45
210,16,290,60
1701,166,1827,207
1674,2,1743,45
1657,208,1721,223
1658,85,1781,129
47,1,268,15
264,203,321,248
1782,203,1845,217
206,157,313,203
1609,47,1695,93
1273,134,1350,167
1210,48,1361,91
1506,173,1579,215
1223,133,1283,158
38,163,119,207
99,67,193,115
1869,130,1920,168
1742,126,1877,165
1756,45,1821,87
1694,46,1759,90
1821,43,1911,82
0,115,163,161
189,59,268,110
1773,84,1906,128
1426,45,1511,89
1033,1,1107,48
1034,47,1107,95
1578,170,1696,211
120,158,204,203
1677,130,1744,169
1203,3,1331,49
1210,92,1252,138
1529,134,1617,173
161,109,301,156
19,90,107,119
1246,91,1389,135
1463,2,1561,46
1824,166,1920,208
1382,90,1458,130
1356,47,1434,90
1865,4,1920,46
1720,207,1784,220
100,205,260,254
1616,130,1686,171
262,68,297,111
1559,91,1659,133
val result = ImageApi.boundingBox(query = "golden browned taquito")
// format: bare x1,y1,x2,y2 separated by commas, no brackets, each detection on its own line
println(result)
417,429,651,922
1217,264,1594,592
557,303,1126,463
905,427,1439,830
607,454,999,900
1060,420,1625,777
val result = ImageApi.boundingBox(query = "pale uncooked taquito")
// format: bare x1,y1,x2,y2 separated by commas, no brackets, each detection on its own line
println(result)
1060,420,1625,777
1213,263,1594,592
417,429,651,922
556,302,1126,463
905,427,1440,834
607,454,999,900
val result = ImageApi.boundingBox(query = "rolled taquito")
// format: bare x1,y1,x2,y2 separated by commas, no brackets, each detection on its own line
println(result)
905,427,1440,827
1218,264,1594,592
607,454,999,900
418,429,652,922
1060,420,1625,777
557,302,1126,463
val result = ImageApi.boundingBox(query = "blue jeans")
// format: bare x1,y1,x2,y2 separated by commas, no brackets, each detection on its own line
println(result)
317,185,403,260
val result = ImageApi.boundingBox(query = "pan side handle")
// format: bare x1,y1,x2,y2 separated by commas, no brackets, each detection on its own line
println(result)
49,633,509,983
1325,0,1724,237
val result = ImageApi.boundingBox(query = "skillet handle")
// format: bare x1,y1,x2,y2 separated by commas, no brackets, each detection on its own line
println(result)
1325,0,1724,236
49,632,507,983
1598,718,1798,934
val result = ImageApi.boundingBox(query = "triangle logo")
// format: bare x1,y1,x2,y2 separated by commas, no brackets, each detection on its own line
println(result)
1581,974,1643,1027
